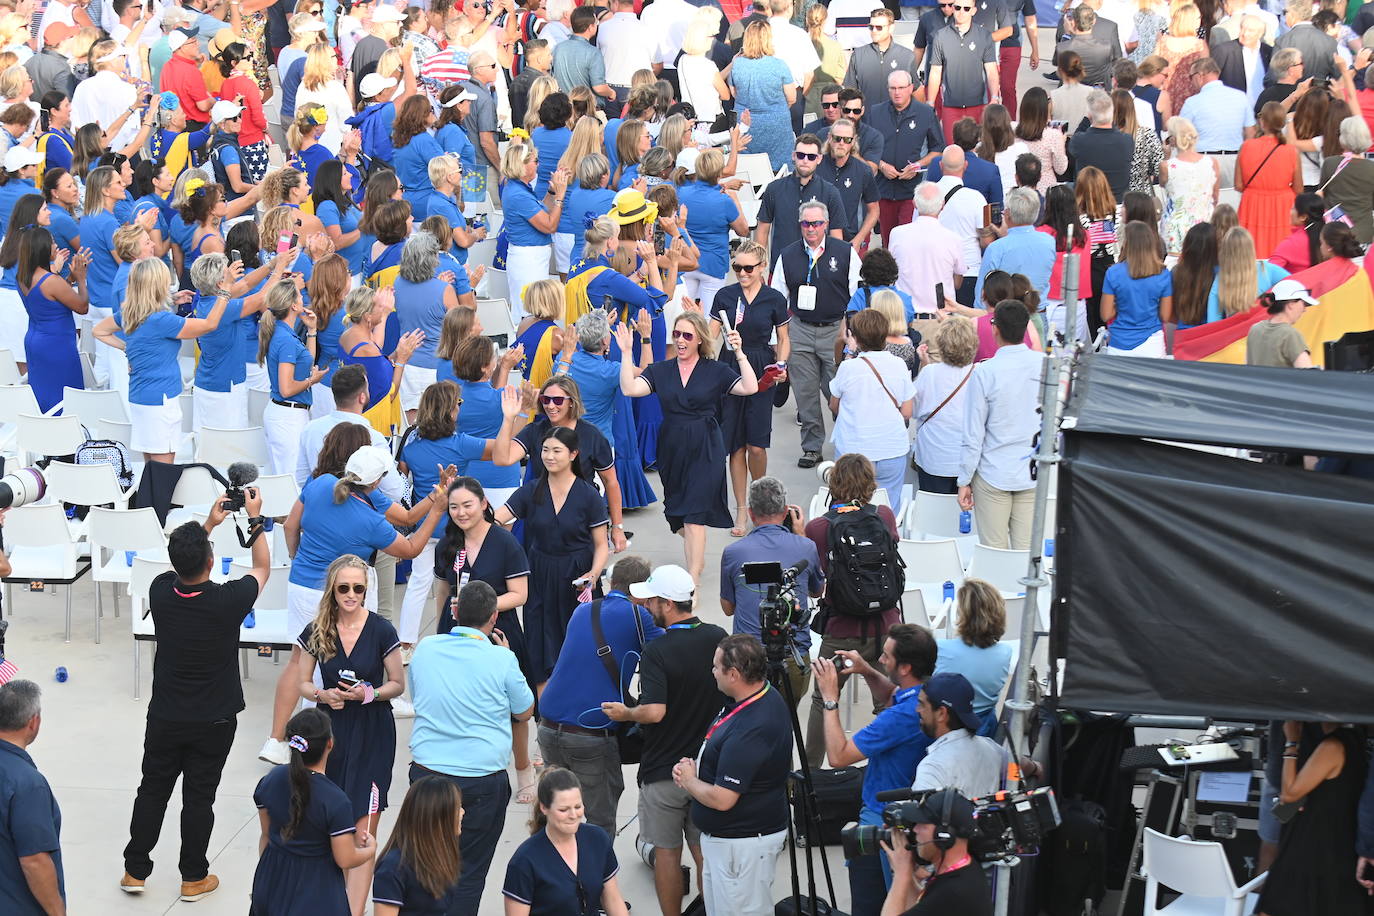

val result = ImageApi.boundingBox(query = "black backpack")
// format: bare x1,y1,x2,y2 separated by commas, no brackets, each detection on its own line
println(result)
1041,798,1108,916
823,504,904,618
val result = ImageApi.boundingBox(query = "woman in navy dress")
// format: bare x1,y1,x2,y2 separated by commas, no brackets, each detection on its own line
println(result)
372,776,464,916
502,767,628,916
706,239,791,538
16,227,90,412
494,418,610,691
251,708,375,916
617,311,757,583
294,555,405,916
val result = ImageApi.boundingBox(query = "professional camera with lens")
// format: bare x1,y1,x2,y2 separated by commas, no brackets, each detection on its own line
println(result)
741,559,811,664
0,466,46,510
221,461,259,514
840,786,1061,863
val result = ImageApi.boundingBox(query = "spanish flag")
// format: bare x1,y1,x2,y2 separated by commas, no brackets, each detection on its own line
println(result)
1174,257,1374,367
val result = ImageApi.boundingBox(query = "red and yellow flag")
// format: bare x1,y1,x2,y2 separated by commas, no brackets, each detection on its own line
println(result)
1173,258,1374,367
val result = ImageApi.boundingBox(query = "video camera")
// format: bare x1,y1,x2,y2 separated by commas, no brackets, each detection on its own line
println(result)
221,461,259,514
741,560,811,664
840,786,1061,863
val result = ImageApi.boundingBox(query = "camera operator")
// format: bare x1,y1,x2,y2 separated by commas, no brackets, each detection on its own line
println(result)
813,624,938,916
672,635,793,916
120,488,270,901
719,477,824,704
880,789,991,916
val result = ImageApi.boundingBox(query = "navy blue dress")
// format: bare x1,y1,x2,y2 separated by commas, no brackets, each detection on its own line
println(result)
502,825,620,916
709,283,789,452
504,478,608,681
373,845,460,914
251,766,353,915
299,614,400,821
641,358,742,531
432,523,532,681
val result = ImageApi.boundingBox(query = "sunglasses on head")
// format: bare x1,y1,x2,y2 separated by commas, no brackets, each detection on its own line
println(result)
335,583,367,595
800,219,827,228
732,261,760,272
672,329,697,341
821,100,840,108
540,395,567,406
795,151,821,161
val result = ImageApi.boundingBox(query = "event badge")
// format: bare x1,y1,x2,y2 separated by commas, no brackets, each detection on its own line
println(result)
797,285,817,311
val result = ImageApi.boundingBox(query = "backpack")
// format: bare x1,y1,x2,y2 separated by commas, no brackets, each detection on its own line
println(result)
68,437,135,520
823,504,904,618
1040,798,1108,916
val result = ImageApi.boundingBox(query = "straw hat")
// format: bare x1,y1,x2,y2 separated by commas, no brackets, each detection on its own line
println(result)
607,188,658,226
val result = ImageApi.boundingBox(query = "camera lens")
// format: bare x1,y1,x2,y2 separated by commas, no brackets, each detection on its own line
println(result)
839,822,886,859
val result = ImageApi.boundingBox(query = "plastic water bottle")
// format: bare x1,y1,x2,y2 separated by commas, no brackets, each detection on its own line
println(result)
54,667,68,683
942,580,955,602
221,557,232,575
1044,538,1055,558
958,510,971,534
244,611,256,629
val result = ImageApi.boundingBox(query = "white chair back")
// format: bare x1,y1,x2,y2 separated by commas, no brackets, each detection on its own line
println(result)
16,412,85,462
477,298,516,343
61,387,129,428
910,490,971,539
0,384,39,424
231,560,289,609
485,268,509,304
966,545,1029,595
253,474,301,518
247,387,270,426
896,538,964,588
94,417,133,446
87,507,167,554
129,556,174,613
1142,829,1242,899
170,466,225,508
195,426,272,469
5,503,75,547
44,460,130,508
78,352,98,390
0,349,20,384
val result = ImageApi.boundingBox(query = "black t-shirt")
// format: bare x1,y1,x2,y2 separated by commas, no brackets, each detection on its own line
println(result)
147,571,260,722
903,862,992,916
690,683,793,838
1254,82,1295,114
636,619,728,786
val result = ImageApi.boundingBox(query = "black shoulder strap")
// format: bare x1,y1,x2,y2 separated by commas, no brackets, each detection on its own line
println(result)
590,599,619,686
943,182,965,206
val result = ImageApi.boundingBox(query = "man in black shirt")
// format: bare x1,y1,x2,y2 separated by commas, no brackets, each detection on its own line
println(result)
882,789,992,916
120,489,270,901
673,635,792,916
1068,88,1134,199
603,564,727,916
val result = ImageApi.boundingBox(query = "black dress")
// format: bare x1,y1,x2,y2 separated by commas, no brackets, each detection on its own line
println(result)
710,283,789,452
250,767,352,915
433,523,533,682
1255,728,1372,916
298,614,400,821
641,357,742,532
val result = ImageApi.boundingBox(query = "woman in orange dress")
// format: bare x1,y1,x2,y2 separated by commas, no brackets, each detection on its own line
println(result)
1236,102,1303,259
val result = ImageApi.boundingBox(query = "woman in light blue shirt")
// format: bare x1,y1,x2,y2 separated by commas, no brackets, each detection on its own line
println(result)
1204,225,1289,324
934,579,1014,733
501,141,569,321
259,278,329,476
678,148,749,310
393,232,460,421
530,93,573,198
313,160,369,278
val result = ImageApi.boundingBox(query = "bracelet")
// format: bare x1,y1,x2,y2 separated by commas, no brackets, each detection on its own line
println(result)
307,331,318,337
312,688,321,702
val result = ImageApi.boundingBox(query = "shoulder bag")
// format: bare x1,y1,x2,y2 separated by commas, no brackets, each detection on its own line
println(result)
590,599,647,764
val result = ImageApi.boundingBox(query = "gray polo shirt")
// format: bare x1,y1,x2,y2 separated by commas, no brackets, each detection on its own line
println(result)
930,23,997,108
913,7,952,78
757,172,850,266
843,41,920,108
552,34,606,93
971,0,1012,41
462,78,499,169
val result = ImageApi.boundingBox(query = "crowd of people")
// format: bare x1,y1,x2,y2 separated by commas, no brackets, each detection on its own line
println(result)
0,0,1370,913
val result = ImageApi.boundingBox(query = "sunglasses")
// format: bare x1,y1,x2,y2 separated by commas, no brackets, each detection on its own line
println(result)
732,261,760,272
832,135,855,143
672,329,697,341
800,219,827,228
794,151,821,161
843,106,863,114
335,583,367,595
540,395,567,406
954,4,972,8
820,100,840,108
868,23,887,29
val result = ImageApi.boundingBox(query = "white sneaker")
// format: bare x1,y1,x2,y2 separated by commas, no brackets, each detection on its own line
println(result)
401,645,415,666
392,696,415,718
258,738,289,765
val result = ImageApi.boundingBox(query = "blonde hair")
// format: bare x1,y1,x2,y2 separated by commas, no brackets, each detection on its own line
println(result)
343,287,379,325
113,225,147,262
435,305,478,360
286,105,324,154
170,167,211,211
1166,116,1198,151
523,74,559,133
682,13,717,56
557,115,605,174
0,16,26,52
870,290,908,336
613,120,646,185
1169,3,1200,36
260,205,298,252
742,20,774,58
0,63,26,99
500,142,534,182
674,311,713,359
1137,54,1168,77
256,280,302,364
932,315,978,367
732,238,767,266
302,42,336,92
658,114,688,160
692,147,724,185
524,277,565,322
427,154,460,188
305,555,371,661
1217,227,1259,317
580,214,617,262
122,258,174,334
956,579,1007,648
377,46,404,80
261,167,307,209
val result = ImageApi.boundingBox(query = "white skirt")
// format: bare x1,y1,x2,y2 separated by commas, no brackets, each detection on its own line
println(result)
263,400,311,477
193,383,249,434
1105,328,1168,358
0,287,27,362
399,364,437,413
129,395,183,455
287,568,380,639
505,242,552,323
553,232,576,274
244,361,269,390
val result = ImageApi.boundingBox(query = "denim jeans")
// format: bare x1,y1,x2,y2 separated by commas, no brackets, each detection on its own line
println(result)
409,766,510,916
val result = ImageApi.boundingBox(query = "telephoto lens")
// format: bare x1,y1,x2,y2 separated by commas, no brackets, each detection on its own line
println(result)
0,466,46,509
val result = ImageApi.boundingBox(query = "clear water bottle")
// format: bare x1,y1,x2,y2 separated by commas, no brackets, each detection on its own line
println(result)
54,666,68,683
244,611,256,629
958,510,971,534
942,580,955,602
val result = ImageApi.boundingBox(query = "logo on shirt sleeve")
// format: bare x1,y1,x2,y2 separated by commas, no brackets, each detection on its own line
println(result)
722,775,742,785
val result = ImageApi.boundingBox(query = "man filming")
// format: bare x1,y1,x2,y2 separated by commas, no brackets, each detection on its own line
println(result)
121,486,270,901
880,789,991,916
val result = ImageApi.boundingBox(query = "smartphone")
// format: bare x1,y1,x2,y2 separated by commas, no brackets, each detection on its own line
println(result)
1048,119,1067,134
990,203,1004,227
276,232,291,256
934,281,944,310
230,248,241,265
337,668,360,688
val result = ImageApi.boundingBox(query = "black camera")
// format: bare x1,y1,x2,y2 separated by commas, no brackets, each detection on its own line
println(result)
222,461,259,514
840,800,929,858
840,786,1061,863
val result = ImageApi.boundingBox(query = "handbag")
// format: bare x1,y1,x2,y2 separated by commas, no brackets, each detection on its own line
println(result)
590,599,647,764
858,356,909,427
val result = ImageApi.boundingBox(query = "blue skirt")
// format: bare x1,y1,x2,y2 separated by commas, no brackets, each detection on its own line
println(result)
612,391,656,510
250,846,349,916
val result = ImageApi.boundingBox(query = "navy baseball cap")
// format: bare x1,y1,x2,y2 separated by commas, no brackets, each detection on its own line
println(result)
923,672,982,733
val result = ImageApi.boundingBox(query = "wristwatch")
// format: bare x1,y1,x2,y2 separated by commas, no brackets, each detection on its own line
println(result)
822,699,840,711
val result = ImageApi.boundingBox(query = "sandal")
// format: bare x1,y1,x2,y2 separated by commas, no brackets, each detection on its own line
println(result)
515,766,537,804
730,505,747,538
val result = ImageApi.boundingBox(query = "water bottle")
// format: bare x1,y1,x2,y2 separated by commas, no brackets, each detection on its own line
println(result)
54,666,68,683
942,580,955,603
958,510,971,534
221,557,233,575
1044,538,1055,558
244,611,256,629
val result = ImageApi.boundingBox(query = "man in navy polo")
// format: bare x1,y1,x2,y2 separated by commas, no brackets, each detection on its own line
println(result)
867,69,945,246
813,624,937,914
756,134,849,268
0,679,64,916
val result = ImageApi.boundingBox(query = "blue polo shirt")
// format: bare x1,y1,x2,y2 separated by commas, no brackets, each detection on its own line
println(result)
539,590,664,727
1102,264,1171,350
559,185,616,237
127,311,186,406
0,738,63,915
79,209,120,307
847,285,916,323
317,199,369,276
409,626,535,777
679,180,740,280
426,192,470,265
501,180,550,246
851,684,931,814
266,321,314,405
399,432,488,496
192,293,248,393
289,474,398,588
47,207,79,262
719,524,824,651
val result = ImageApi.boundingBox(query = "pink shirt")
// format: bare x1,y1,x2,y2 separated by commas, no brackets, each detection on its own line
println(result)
890,215,966,314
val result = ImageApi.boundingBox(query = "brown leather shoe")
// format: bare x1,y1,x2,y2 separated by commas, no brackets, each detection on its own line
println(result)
119,873,145,894
180,874,220,901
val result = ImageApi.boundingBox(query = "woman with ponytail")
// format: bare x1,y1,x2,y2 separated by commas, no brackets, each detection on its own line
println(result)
259,276,328,475
251,707,374,916
294,555,405,915
286,104,333,185
36,91,73,177
373,776,464,915
493,414,610,692
17,226,89,412
1268,192,1328,274
81,167,157,330
42,168,81,264
0,195,52,374
1246,278,1318,369
179,178,227,287
262,165,326,234
502,767,628,916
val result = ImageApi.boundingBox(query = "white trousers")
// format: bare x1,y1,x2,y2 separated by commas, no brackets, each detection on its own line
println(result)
505,243,551,323
553,232,576,274
700,829,786,916
193,383,249,434
682,271,727,310
395,537,437,644
263,400,311,477
244,361,269,391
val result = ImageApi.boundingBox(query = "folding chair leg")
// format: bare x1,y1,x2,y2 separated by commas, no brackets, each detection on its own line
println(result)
133,643,140,700
241,648,250,680
64,587,71,643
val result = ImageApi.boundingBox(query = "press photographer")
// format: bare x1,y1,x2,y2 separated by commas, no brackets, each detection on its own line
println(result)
720,478,824,703
121,486,270,901
878,789,991,916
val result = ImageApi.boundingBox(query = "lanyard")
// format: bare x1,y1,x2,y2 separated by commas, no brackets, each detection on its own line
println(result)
933,855,972,879
805,249,822,285
449,630,487,641
702,684,770,746
667,621,700,630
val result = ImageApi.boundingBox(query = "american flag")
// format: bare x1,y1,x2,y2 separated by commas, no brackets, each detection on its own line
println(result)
453,549,466,576
369,783,380,816
578,582,593,604
0,656,16,686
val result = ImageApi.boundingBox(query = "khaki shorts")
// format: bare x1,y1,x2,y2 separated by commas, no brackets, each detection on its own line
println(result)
638,779,701,850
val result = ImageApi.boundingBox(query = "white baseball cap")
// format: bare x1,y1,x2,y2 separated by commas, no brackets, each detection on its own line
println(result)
442,88,477,107
165,29,190,52
629,565,695,603
1269,278,1319,306
4,146,44,172
344,446,393,487
359,72,398,99
372,4,406,22
210,100,243,123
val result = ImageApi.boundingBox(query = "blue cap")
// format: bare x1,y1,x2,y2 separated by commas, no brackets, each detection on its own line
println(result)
922,672,982,733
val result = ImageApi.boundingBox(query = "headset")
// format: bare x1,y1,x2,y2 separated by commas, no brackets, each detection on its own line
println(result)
923,788,960,851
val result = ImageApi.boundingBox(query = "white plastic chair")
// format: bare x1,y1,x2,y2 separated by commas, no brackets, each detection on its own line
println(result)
94,417,133,446
129,556,173,697
1141,828,1266,916
253,474,301,518
467,237,498,268
0,384,39,424
909,490,970,539
485,268,509,304
247,387,270,426
2,504,90,642
15,412,85,465
735,182,761,227
807,486,830,522
896,538,964,630
966,545,1030,596
872,487,890,509
60,386,129,429
169,466,226,520
0,348,21,384
78,351,97,390
736,153,776,190
178,391,195,435
87,507,167,640
195,426,272,469
44,460,134,510
476,298,516,343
